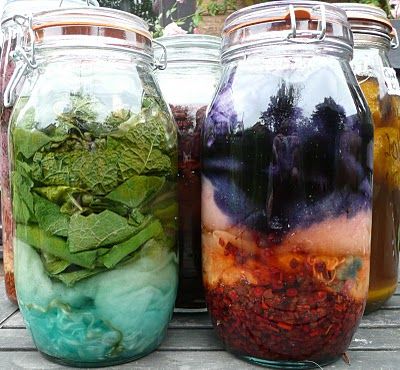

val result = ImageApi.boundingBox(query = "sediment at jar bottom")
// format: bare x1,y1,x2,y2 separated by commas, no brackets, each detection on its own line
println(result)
202,210,371,362
15,239,177,364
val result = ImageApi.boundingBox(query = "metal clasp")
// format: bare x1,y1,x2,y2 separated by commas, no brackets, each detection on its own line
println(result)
3,15,38,108
391,27,399,49
286,4,326,44
153,39,167,70
4,48,30,107
12,15,37,68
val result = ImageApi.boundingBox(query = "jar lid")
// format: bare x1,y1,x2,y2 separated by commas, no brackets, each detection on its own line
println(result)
335,3,397,48
1,0,99,25
222,0,353,60
28,7,152,58
155,34,221,63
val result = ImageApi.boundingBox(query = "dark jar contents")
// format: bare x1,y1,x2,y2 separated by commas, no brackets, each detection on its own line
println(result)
171,104,206,309
155,35,221,310
340,3,400,313
202,2,373,368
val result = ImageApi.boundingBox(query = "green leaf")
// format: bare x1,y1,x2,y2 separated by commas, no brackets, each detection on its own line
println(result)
51,268,106,287
60,195,87,215
55,91,99,135
68,210,136,252
118,145,171,180
128,209,146,226
34,194,69,237
142,182,177,222
34,186,81,204
12,169,35,224
85,196,130,217
104,109,132,128
12,128,52,159
41,253,70,274
31,144,120,195
78,151,120,194
106,175,165,208
31,150,81,187
107,114,173,179
153,201,178,224
16,224,97,269
101,219,163,269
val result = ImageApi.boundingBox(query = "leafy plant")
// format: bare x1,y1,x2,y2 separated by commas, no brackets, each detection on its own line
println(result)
198,0,237,16
97,0,157,26
11,91,177,286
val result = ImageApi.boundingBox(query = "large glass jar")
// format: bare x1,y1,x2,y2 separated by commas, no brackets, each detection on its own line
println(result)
155,35,221,311
339,4,400,313
0,0,98,304
8,7,178,366
202,1,373,368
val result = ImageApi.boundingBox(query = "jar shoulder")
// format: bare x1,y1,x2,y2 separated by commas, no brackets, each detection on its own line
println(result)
206,58,371,134
10,59,175,135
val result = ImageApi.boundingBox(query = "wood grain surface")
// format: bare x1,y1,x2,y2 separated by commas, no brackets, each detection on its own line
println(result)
1,273,399,369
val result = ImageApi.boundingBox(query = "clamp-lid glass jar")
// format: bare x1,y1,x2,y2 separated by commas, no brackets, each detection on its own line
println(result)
0,0,99,304
155,34,221,311
8,7,178,366
202,1,373,368
339,3,400,313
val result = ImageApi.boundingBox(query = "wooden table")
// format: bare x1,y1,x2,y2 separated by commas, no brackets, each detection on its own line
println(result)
1,273,400,369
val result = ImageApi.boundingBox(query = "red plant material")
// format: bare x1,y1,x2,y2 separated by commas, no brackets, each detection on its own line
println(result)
204,255,365,362
0,37,17,304
5,271,16,303
1,106,17,304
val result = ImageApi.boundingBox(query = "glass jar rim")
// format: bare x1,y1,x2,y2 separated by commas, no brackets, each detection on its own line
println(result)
335,3,389,27
155,34,221,63
7,7,157,71
335,3,394,47
32,7,150,39
224,0,348,33
1,0,99,26
221,0,353,61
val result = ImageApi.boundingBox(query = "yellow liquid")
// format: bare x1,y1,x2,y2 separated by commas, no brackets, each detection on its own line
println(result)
359,77,400,313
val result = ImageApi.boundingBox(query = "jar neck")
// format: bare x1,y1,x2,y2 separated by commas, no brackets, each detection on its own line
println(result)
35,46,153,67
352,34,390,53
351,44,391,76
222,42,352,64
161,61,221,74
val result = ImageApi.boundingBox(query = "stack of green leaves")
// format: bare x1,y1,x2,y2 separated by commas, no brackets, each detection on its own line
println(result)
11,92,178,286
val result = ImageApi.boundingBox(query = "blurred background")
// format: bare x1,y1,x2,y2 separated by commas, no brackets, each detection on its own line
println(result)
97,0,397,36
95,0,400,74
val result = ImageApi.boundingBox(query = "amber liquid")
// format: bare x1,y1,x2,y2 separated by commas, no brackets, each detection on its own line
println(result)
358,77,400,313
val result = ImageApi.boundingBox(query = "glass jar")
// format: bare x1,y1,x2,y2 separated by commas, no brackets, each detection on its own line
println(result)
0,0,98,304
202,1,373,368
155,35,221,311
338,4,400,313
8,7,178,366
